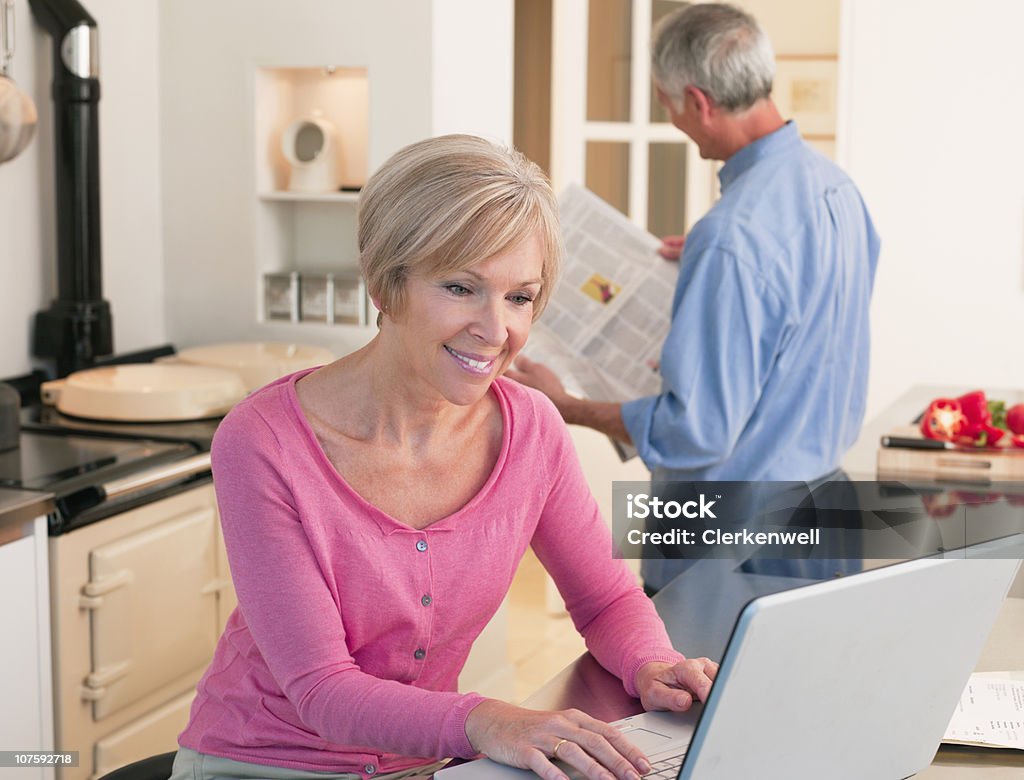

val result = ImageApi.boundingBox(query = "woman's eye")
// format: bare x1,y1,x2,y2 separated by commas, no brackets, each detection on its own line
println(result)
509,294,534,306
445,284,471,296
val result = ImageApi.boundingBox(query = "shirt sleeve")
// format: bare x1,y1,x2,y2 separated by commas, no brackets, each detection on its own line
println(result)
210,405,483,760
620,246,790,472
528,397,685,697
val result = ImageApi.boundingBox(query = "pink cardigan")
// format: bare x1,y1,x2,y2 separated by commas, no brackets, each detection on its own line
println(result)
178,370,684,777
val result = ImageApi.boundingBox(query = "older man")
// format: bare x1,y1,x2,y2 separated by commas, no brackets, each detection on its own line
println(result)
511,2,880,591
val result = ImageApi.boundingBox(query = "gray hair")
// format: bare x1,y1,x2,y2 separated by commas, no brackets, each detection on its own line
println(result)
358,134,562,322
651,2,775,112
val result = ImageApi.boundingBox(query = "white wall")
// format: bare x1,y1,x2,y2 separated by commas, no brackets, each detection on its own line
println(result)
0,0,164,378
90,0,165,356
0,0,48,378
431,0,514,142
159,0,514,353
840,0,1024,418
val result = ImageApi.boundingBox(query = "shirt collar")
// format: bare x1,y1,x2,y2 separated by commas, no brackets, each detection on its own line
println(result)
718,120,801,191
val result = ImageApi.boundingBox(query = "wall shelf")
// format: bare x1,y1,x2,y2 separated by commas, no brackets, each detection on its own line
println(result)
254,65,369,326
258,191,361,204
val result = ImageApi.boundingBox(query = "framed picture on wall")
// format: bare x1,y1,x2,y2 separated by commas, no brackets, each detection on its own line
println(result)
773,55,838,137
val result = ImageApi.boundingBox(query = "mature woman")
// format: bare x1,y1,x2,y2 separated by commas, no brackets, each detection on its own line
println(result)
172,135,717,780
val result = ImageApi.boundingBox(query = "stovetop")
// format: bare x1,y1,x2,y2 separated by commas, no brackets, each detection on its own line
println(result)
0,428,195,494
0,394,221,534
1,350,227,533
20,403,222,450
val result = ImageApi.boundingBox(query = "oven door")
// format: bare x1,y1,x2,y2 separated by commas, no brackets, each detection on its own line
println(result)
81,501,221,720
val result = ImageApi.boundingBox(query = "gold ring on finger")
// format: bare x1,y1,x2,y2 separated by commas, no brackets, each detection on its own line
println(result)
552,739,569,759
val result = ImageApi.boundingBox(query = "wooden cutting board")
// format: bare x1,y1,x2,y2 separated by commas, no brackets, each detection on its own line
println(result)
877,425,1024,481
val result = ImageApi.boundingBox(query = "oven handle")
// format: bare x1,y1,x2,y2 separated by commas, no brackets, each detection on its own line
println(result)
58,453,212,517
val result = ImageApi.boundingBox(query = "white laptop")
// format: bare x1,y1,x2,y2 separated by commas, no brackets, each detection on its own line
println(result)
439,551,1021,780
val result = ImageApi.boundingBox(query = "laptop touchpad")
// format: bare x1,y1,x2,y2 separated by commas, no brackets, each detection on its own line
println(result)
618,727,679,754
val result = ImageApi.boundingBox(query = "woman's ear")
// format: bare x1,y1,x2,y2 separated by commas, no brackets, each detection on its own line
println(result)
371,297,385,328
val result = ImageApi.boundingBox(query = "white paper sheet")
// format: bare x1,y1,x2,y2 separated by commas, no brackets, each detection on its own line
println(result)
943,672,1024,750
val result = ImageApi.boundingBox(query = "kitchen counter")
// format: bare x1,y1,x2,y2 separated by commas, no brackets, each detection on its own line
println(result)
0,487,54,545
843,384,1024,477
523,561,1024,777
520,385,1024,777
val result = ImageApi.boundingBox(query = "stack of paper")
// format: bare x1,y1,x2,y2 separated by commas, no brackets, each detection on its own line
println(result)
943,672,1024,749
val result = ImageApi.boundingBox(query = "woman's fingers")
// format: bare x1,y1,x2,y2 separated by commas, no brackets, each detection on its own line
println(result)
636,658,720,712
644,683,694,712
524,748,571,780
566,711,650,779
673,659,715,704
465,702,650,780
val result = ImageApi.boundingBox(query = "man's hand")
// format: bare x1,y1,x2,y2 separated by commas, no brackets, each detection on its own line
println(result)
658,234,687,261
465,700,651,780
506,355,571,406
507,355,633,444
635,659,719,712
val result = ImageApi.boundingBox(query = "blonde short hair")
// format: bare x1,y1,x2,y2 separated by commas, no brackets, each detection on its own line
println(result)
358,134,562,322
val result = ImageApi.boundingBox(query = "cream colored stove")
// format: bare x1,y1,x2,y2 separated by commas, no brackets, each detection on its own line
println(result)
49,485,236,780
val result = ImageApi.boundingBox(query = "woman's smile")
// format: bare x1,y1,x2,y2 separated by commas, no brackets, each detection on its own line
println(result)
444,345,498,375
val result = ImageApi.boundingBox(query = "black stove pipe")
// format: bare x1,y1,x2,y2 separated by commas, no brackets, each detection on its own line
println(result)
29,0,112,378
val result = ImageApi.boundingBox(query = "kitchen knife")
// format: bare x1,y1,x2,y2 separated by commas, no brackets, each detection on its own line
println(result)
880,435,1024,455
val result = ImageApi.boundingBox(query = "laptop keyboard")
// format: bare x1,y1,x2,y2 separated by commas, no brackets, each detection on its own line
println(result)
644,752,687,779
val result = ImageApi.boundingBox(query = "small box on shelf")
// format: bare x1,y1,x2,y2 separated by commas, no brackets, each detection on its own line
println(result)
264,272,301,322
332,272,368,325
300,275,332,323
265,271,368,326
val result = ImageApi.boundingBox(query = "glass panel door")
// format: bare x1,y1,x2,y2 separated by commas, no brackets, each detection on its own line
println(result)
587,0,632,122
551,0,716,233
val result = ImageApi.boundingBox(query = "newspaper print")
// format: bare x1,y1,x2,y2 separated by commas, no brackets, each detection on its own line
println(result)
528,184,679,404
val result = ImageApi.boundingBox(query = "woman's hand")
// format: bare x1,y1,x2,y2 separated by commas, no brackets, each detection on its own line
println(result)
464,700,651,780
635,659,718,712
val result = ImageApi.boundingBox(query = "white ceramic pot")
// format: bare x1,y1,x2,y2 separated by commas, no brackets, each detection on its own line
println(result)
55,365,247,422
174,341,335,392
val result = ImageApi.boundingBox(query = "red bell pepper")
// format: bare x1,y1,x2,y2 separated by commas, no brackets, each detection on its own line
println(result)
920,493,959,519
956,421,985,446
982,424,1006,447
957,390,992,426
920,398,966,441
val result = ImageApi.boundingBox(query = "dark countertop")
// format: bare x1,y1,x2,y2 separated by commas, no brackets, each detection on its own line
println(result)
522,384,1024,777
522,561,1024,778
522,560,818,718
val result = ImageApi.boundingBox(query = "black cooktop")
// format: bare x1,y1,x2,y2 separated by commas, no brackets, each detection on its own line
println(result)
0,428,194,494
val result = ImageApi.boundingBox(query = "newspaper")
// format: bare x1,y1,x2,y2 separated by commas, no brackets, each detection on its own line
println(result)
526,184,679,459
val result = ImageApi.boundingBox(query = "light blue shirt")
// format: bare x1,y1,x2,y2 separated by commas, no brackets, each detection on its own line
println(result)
621,122,880,484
